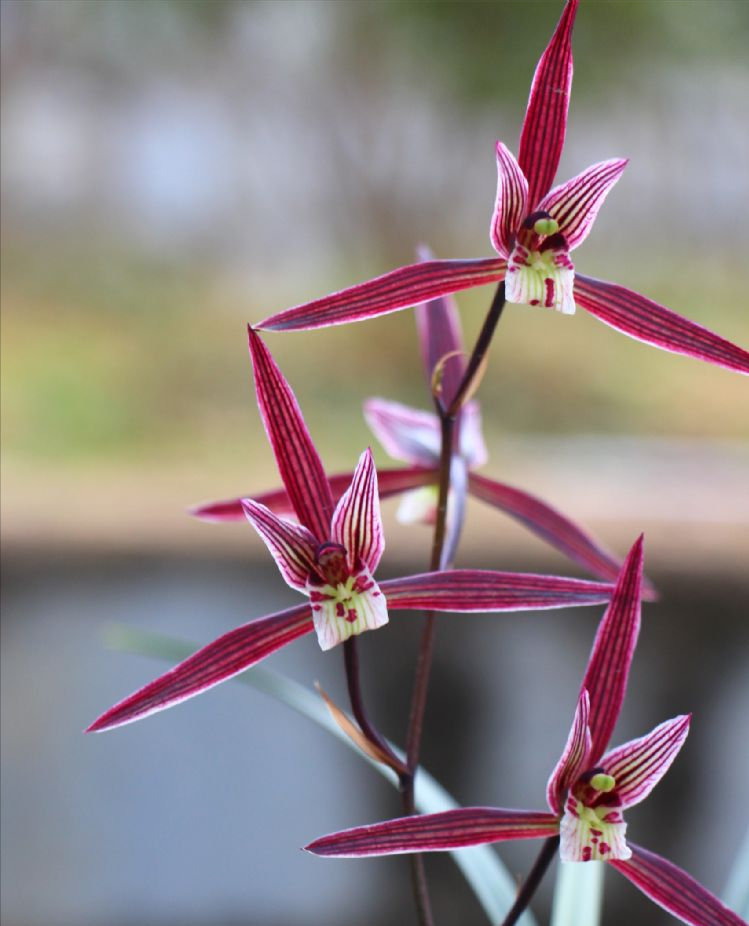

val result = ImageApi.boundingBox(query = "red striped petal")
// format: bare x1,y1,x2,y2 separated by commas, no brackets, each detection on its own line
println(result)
467,473,656,595
86,604,314,732
602,715,691,810
191,467,437,523
255,258,506,332
330,449,385,574
414,244,467,410
611,843,746,926
305,807,558,858
380,569,614,612
575,275,749,376
490,142,529,258
580,535,644,764
242,500,317,592
518,0,579,208
364,398,441,467
546,689,592,815
247,328,334,539
537,158,628,251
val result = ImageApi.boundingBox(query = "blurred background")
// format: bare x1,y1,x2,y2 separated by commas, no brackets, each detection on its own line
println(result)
1,1,747,925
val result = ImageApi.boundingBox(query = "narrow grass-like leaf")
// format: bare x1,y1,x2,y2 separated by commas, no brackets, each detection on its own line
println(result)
723,825,749,920
106,625,538,926
550,860,604,926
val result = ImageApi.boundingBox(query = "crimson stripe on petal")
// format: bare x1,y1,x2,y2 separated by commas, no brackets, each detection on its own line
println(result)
546,689,592,815
330,449,384,574
380,569,614,612
248,328,334,539
256,258,506,332
518,0,578,208
611,843,747,926
242,500,318,592
537,158,628,251
87,603,314,732
602,714,691,810
490,142,529,258
467,472,655,593
581,535,643,764
305,807,558,858
191,467,436,523
575,275,749,376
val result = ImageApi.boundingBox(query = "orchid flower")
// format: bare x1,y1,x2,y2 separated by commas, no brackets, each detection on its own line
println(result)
252,0,749,377
305,537,745,926
87,329,618,734
194,263,650,592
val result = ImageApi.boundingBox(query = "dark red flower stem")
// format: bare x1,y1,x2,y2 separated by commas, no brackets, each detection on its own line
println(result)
396,282,508,926
343,638,407,775
500,835,560,926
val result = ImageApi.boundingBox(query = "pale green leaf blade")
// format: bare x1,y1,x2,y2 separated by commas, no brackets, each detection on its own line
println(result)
105,625,537,926
550,860,604,926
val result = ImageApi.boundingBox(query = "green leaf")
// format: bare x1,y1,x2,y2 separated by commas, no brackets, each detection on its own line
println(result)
550,860,604,926
106,624,537,926
723,824,749,919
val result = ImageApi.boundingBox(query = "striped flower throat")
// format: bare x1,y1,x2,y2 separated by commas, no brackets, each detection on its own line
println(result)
506,213,575,315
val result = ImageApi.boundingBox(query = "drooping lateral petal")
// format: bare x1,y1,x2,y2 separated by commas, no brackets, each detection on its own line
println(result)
305,808,559,858
241,500,318,592
467,472,655,593
537,159,628,251
602,714,691,810
191,467,437,523
255,258,507,332
363,398,441,467
580,535,644,764
547,689,592,815
380,569,614,613
518,0,579,208
459,402,489,468
440,455,469,570
86,604,314,732
247,328,334,539
574,275,749,376
330,449,384,574
415,244,467,409
611,843,747,926
490,142,529,258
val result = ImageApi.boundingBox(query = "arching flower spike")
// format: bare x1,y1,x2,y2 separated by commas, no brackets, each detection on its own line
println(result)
305,537,745,926
87,330,618,734
253,0,749,376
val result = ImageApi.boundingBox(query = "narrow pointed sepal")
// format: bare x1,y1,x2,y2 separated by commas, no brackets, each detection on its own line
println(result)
581,535,644,763
611,843,748,926
305,808,559,858
86,604,314,732
191,467,437,523
459,402,488,468
415,244,467,408
242,500,317,592
559,793,630,862
537,159,628,251
256,258,507,332
547,689,592,815
518,0,579,208
247,328,334,538
574,275,749,376
491,142,529,258
330,449,384,574
380,570,614,613
364,398,441,467
601,714,691,810
308,569,388,651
